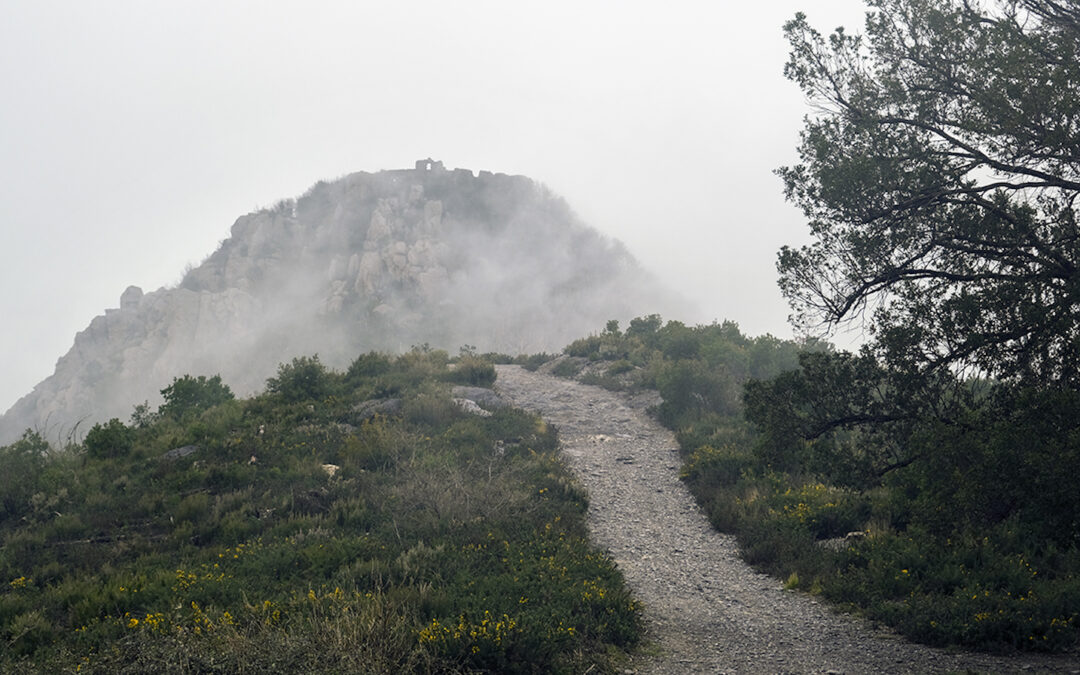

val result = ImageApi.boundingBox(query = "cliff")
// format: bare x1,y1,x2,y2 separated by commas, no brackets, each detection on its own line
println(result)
0,161,685,443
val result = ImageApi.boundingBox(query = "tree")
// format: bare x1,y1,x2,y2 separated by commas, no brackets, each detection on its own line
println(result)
778,0,1080,386
266,355,333,403
84,418,134,459
159,374,234,420
0,431,48,522
743,350,936,486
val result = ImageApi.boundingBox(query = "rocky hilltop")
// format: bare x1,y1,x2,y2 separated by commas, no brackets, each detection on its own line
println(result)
1,161,685,443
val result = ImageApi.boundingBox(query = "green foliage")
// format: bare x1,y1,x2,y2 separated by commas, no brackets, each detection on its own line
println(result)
443,354,497,387
556,316,808,402
0,352,639,673
159,374,234,420
0,431,48,523
901,388,1080,548
655,359,740,427
550,359,583,378
626,313,661,338
726,3,1080,651
743,350,933,486
516,353,556,371
344,351,392,384
778,1,1080,386
266,355,333,403
558,311,1080,652
83,418,135,459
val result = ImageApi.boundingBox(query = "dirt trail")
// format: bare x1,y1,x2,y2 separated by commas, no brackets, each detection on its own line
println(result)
494,365,1080,674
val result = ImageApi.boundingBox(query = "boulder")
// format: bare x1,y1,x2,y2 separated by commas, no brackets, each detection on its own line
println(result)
162,444,199,461
450,386,510,410
120,285,143,311
351,398,404,423
453,398,492,417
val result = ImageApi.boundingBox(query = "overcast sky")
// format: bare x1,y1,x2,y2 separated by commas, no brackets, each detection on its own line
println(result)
0,0,869,413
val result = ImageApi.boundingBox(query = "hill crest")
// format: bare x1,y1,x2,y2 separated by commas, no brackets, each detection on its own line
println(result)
0,161,685,443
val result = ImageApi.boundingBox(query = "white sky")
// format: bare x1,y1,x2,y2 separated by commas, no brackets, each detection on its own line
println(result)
0,0,869,413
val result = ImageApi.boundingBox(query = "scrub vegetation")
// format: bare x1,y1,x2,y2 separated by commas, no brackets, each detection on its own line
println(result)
4,0,1079,666
541,3,1080,650
0,349,639,673
548,315,1080,652
538,1,1066,654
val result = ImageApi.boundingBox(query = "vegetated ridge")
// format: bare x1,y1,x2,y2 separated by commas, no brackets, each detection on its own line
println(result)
0,160,684,444
0,351,642,672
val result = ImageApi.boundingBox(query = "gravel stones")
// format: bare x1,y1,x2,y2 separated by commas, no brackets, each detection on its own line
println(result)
494,365,1080,674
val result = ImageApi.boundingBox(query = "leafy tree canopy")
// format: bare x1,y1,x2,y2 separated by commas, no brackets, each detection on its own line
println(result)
0,431,48,522
778,0,1080,386
159,374,234,420
84,418,134,459
266,355,332,403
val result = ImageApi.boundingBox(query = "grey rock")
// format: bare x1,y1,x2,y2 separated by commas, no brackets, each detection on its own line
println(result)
0,161,689,445
162,444,199,461
450,386,509,410
351,398,403,423
452,398,492,417
494,365,1080,675
120,285,143,311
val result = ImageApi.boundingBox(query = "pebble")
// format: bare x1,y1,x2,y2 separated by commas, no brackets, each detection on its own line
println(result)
495,365,1080,674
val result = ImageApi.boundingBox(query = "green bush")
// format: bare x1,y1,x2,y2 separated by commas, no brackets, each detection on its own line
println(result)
444,355,497,386
159,374,234,420
266,355,336,403
83,418,135,459
345,351,392,382
516,353,555,371
0,349,640,673
0,431,48,522
550,359,582,378
554,315,1080,652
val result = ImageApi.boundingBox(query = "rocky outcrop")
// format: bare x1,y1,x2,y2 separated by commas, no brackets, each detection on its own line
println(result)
0,162,686,444
450,386,510,410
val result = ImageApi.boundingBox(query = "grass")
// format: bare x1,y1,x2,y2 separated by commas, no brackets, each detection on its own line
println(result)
0,349,641,673
539,317,1080,654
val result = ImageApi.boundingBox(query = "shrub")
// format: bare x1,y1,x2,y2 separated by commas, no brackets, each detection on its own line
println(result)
159,374,234,420
605,359,635,377
0,348,642,672
267,355,334,403
84,418,135,459
444,355,496,387
551,359,583,378
346,352,392,382
0,431,47,522
7,609,54,656
516,353,555,371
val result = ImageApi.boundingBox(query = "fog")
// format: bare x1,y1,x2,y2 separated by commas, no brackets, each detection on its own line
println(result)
0,1,870,415
0,166,694,443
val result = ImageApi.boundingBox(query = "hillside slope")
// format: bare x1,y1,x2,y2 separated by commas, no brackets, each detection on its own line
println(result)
1,160,684,443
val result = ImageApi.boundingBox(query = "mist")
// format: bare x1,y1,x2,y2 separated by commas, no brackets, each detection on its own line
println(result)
0,164,691,443
0,1,870,416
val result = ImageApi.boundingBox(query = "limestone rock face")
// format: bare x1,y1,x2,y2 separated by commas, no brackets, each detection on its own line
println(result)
0,162,687,444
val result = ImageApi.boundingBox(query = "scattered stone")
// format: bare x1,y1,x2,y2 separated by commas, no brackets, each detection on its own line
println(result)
352,398,403,422
162,445,198,461
453,398,492,417
494,365,1080,675
450,386,509,410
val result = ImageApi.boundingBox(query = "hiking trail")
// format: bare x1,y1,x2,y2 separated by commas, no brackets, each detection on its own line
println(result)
494,365,1080,674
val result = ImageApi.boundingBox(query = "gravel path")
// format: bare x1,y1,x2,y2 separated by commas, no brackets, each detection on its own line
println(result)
494,365,1080,675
